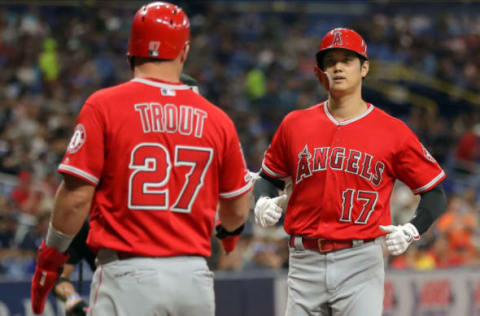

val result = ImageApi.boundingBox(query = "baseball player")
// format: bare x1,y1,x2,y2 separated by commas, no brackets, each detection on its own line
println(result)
30,2,252,316
51,73,204,316
254,27,447,316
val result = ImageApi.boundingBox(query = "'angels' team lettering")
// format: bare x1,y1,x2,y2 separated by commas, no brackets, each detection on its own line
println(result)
296,145,385,186
134,103,208,137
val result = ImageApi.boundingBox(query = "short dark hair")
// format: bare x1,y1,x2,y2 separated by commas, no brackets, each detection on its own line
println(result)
128,56,170,71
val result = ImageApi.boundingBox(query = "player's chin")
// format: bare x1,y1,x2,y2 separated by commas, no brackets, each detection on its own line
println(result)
330,84,349,92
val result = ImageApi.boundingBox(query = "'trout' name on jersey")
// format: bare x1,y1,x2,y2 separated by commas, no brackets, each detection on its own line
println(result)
296,145,385,186
134,103,208,138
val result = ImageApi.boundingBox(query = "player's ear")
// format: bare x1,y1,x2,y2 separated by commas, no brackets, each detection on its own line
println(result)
361,60,369,78
179,43,190,64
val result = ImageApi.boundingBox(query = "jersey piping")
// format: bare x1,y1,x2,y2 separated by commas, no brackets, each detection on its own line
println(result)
324,101,374,126
58,164,99,185
131,78,191,90
219,181,253,199
262,160,287,178
412,170,446,194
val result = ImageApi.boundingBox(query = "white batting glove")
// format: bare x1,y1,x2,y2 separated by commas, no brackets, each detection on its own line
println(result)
379,223,420,256
248,171,261,183
254,195,287,227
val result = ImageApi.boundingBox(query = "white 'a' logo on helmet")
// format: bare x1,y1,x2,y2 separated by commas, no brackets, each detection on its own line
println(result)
332,31,343,46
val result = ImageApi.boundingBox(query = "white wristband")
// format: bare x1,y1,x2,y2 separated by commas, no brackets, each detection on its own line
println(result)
45,222,75,253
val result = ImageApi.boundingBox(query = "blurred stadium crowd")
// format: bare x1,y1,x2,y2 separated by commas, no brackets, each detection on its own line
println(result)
1,2,480,279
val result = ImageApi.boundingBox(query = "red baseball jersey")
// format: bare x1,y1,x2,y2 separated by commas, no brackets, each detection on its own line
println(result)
262,102,445,240
58,77,252,257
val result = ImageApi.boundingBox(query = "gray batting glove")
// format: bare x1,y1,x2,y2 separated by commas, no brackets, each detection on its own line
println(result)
379,223,420,256
254,195,287,227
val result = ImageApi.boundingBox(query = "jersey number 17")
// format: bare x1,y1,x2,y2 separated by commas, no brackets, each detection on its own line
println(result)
339,188,378,224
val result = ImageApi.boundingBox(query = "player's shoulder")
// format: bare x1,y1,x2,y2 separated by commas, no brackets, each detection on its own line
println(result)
370,105,412,131
369,105,418,143
282,102,324,123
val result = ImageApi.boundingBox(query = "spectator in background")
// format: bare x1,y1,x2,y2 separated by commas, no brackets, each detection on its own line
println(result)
38,37,60,97
247,240,283,270
436,189,479,266
0,213,18,274
243,227,287,271
17,211,49,254
453,122,480,178
10,170,32,211
216,236,250,271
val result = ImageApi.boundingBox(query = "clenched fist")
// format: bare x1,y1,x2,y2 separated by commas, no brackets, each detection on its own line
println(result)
254,195,287,227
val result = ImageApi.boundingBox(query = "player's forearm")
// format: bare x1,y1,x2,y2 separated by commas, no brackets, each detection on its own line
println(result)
218,192,251,231
253,172,285,201
51,180,93,236
410,184,447,235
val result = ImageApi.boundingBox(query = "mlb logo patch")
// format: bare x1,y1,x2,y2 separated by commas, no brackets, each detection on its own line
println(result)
149,41,160,57
161,88,176,96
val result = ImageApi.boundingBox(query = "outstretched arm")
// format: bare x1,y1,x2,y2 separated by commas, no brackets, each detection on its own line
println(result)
31,175,94,314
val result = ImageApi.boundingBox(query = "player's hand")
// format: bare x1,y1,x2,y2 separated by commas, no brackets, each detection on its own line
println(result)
31,240,69,314
215,224,245,254
379,223,420,256
314,66,332,91
66,295,88,316
254,195,287,227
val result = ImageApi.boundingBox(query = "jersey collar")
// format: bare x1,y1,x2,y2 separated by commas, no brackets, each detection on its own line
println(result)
323,101,374,126
131,77,191,90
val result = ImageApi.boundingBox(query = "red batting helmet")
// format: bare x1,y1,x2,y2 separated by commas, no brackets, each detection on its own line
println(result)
316,28,368,68
127,2,190,60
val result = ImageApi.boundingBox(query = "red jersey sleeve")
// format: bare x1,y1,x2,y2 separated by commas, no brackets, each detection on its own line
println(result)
58,101,105,185
218,120,252,199
393,128,446,194
262,120,289,178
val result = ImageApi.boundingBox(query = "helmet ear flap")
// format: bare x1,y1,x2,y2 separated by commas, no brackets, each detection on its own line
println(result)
314,65,332,92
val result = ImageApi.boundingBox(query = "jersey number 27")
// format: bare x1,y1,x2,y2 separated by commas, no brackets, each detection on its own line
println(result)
128,143,213,213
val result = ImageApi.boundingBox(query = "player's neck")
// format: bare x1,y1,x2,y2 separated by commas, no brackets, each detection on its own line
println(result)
327,93,367,122
133,62,182,83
